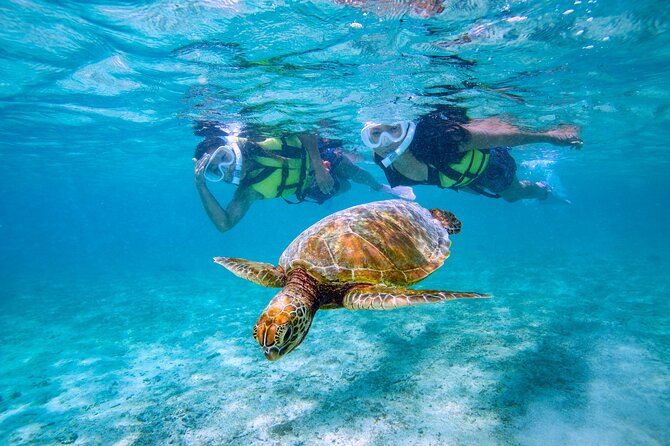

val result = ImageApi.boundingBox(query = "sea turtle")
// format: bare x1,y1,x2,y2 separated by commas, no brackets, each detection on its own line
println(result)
215,199,489,360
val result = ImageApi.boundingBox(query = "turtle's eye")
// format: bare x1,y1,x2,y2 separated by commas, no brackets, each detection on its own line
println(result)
276,325,293,347
282,325,293,343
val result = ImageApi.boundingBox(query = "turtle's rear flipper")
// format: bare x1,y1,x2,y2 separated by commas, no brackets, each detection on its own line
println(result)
214,257,286,288
343,285,489,310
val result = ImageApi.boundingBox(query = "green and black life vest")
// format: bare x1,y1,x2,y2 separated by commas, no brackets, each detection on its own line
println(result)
237,135,314,200
374,149,490,190
432,149,490,189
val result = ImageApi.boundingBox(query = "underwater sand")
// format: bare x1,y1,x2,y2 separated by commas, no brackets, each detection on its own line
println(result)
1,253,668,445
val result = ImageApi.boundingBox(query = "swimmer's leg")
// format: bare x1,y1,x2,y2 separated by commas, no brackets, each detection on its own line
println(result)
500,178,551,202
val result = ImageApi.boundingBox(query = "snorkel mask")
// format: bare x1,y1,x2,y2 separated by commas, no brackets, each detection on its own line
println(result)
203,137,243,185
361,121,416,167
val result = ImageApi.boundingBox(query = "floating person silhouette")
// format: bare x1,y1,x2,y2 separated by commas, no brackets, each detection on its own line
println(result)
193,121,415,232
361,106,582,202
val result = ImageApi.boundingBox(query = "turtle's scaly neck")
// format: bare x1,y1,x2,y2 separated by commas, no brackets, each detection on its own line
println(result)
284,268,320,311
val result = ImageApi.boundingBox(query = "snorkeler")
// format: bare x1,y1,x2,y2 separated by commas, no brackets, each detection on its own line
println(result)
361,106,582,202
193,122,415,232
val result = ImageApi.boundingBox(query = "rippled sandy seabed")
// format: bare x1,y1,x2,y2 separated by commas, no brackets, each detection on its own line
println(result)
2,250,668,445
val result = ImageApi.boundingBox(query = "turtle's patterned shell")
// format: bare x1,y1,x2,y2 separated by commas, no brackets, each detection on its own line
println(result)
278,200,451,286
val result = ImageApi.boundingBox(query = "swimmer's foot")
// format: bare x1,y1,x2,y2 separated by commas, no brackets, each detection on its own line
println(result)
543,195,572,205
536,181,572,204
535,181,552,200
517,180,551,199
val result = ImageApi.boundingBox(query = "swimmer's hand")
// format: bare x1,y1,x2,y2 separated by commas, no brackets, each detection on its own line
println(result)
314,168,335,195
381,184,416,201
194,154,210,184
545,125,583,149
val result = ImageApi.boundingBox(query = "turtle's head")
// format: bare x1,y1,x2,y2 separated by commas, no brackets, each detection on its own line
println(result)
253,291,315,361
430,208,462,235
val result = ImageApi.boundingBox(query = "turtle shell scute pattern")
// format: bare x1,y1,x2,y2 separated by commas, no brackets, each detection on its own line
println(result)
279,200,451,287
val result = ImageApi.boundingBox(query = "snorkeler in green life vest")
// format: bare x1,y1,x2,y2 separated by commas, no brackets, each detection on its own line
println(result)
361,106,583,202
193,122,415,233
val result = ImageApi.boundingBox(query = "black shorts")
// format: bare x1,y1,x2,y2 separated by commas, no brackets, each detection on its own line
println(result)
469,148,516,194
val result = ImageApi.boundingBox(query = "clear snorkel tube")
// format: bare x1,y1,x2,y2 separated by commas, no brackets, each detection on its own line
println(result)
203,136,243,185
379,121,415,167
226,137,243,185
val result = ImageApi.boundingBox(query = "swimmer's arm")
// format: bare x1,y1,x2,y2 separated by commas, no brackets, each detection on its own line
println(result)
333,155,383,191
460,118,582,151
195,180,260,232
300,134,335,194
334,156,416,200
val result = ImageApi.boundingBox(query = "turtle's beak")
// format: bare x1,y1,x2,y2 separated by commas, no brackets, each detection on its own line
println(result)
263,349,281,361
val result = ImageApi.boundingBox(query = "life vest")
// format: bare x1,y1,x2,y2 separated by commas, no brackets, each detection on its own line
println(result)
238,135,314,200
433,149,490,189
374,149,490,190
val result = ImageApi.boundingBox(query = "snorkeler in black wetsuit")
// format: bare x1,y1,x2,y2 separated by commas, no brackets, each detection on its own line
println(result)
362,106,582,202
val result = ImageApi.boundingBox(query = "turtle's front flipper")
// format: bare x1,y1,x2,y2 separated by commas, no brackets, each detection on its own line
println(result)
343,285,489,310
214,257,286,288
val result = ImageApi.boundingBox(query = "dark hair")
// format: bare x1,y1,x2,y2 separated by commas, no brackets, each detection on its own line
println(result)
193,120,232,160
407,105,471,166
193,120,230,138
193,137,223,161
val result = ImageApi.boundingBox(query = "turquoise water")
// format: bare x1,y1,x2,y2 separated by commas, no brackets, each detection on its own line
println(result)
1,1,669,444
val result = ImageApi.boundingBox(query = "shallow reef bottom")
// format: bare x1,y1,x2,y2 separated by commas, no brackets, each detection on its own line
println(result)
1,255,668,445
